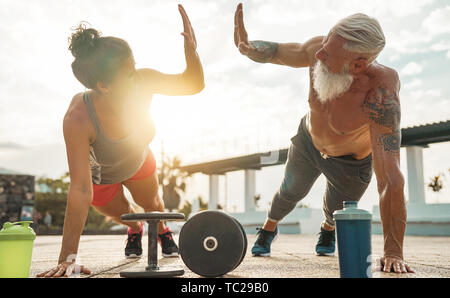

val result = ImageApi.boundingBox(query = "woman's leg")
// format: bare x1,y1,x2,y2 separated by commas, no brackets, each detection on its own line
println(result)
93,185,142,232
122,172,167,234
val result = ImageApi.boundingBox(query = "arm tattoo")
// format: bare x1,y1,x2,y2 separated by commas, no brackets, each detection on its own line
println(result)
379,129,401,152
247,40,279,63
362,86,402,153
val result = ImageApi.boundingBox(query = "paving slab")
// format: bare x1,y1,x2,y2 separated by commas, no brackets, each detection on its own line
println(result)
29,234,450,278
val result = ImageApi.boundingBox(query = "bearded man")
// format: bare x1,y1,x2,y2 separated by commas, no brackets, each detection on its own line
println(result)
234,3,413,274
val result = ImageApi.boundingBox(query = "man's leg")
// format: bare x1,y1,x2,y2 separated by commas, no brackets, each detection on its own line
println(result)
252,142,321,257
315,155,373,255
321,155,373,230
265,143,322,230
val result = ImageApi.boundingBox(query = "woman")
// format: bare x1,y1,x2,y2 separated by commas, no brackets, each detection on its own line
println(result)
37,4,204,277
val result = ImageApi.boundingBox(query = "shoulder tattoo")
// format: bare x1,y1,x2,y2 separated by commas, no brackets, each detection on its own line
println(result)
362,86,402,152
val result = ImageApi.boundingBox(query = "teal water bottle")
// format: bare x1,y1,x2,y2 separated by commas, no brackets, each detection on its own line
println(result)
333,201,372,278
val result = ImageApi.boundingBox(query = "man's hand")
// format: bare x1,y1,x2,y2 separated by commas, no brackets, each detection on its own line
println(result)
178,4,197,51
234,3,279,63
234,3,255,56
376,256,414,274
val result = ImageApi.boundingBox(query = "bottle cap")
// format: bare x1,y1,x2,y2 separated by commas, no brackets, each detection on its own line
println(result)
333,201,372,221
0,221,36,241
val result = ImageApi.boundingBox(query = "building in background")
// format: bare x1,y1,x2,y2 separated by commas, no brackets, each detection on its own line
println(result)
0,167,35,226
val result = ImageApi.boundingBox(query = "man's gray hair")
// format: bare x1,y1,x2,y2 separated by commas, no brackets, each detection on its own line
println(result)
331,13,386,63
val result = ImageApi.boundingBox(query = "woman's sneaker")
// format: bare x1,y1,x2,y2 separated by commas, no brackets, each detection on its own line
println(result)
251,227,278,257
315,227,336,256
158,226,179,258
125,222,143,258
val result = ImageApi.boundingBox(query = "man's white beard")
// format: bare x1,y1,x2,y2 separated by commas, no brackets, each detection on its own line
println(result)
312,60,354,103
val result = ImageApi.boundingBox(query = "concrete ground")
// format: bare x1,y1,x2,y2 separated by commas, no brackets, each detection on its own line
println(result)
29,234,450,278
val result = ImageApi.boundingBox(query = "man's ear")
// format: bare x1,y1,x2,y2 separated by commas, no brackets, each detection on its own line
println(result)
96,81,110,94
349,58,368,75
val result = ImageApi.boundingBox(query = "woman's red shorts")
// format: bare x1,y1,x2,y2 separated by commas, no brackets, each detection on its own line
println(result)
91,150,157,207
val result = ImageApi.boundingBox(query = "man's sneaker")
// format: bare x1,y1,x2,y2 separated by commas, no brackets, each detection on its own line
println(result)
251,227,278,257
125,222,143,258
315,227,336,256
158,226,179,258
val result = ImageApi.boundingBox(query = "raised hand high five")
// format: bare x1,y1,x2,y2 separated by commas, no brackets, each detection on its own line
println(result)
179,4,197,51
233,3,279,63
234,3,254,56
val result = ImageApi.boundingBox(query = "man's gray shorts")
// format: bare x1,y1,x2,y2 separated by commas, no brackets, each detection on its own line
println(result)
268,114,373,227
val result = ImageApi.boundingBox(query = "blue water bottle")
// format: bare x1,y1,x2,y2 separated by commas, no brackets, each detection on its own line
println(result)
333,201,372,278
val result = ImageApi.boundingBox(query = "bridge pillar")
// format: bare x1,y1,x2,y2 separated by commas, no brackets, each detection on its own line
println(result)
208,174,219,210
406,146,426,204
244,169,256,212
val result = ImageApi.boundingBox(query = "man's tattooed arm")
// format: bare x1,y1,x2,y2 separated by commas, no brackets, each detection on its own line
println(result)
363,86,402,152
362,85,408,264
247,40,279,63
379,129,401,153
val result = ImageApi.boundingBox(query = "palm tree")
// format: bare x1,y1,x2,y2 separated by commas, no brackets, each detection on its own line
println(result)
428,173,444,192
158,156,190,212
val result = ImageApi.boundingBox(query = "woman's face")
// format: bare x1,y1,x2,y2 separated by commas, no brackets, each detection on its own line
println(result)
105,55,139,101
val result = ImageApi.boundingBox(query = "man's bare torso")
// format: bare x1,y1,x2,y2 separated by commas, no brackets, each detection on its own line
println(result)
306,60,398,160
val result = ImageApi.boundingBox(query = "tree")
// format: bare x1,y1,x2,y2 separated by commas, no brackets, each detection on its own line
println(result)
178,196,208,219
34,173,71,228
35,172,114,232
158,155,191,212
254,194,261,208
428,173,444,192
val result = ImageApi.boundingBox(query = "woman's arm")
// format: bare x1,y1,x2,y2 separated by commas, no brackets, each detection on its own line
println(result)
37,106,93,277
138,4,204,96
59,109,94,263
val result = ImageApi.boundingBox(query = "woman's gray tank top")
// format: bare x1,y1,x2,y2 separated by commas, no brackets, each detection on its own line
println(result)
83,92,149,185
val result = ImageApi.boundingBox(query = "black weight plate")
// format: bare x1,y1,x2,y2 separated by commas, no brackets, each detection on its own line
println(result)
231,216,247,270
121,212,185,222
179,211,245,277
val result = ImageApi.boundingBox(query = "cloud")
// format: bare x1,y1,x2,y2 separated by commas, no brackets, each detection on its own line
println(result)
403,78,423,90
423,5,450,36
430,41,450,51
400,62,423,76
386,29,432,54
400,87,447,128
0,142,67,178
383,4,450,55
0,141,27,150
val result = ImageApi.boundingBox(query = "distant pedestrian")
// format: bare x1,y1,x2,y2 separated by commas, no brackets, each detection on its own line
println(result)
44,212,52,228
33,210,42,233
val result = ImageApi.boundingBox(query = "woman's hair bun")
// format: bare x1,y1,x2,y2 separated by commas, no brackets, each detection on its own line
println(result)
68,22,101,59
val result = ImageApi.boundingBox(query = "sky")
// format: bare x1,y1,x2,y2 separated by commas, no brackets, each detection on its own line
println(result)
0,0,449,213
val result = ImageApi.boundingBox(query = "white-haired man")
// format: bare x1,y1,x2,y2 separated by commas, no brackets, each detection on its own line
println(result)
234,3,413,274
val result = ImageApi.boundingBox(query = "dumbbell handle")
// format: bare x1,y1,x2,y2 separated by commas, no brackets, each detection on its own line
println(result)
146,220,159,270
120,212,185,272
